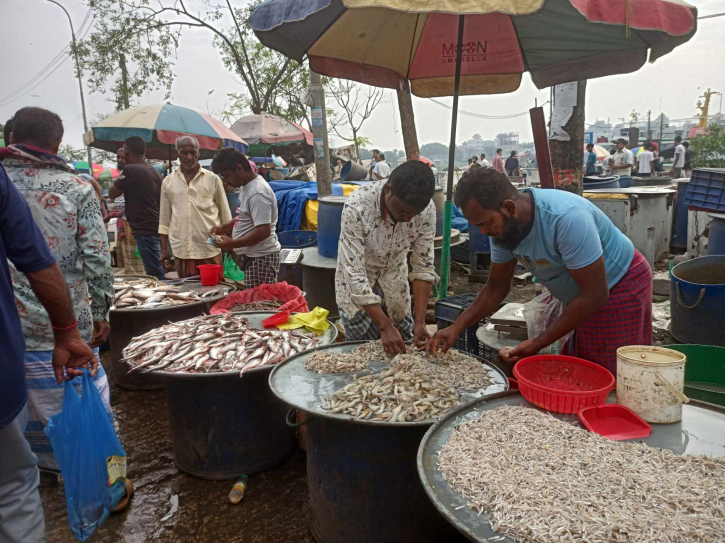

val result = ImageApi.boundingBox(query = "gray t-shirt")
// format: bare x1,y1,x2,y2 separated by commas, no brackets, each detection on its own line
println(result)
232,176,281,257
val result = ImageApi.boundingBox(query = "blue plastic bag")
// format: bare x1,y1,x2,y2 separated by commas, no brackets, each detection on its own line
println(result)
45,370,127,541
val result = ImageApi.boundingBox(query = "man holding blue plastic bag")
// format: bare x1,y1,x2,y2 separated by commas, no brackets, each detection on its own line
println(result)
0,161,97,543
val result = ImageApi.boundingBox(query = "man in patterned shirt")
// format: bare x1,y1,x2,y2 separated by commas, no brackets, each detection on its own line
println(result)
335,160,438,356
2,107,114,481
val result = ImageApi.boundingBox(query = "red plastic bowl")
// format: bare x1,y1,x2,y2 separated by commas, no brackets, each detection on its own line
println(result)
513,354,615,414
578,404,652,441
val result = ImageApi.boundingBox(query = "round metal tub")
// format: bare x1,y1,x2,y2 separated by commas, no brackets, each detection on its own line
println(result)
162,312,338,480
417,391,725,543
110,278,229,390
269,342,508,543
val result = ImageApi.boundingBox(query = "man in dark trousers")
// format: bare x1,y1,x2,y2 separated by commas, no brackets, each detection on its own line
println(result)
109,136,165,279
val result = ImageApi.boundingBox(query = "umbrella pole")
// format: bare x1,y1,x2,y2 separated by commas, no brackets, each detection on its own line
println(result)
439,14,465,300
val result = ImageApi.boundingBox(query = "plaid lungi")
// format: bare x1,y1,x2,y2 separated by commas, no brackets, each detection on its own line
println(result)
118,237,145,275
175,254,222,279
563,250,652,375
24,348,112,472
233,251,281,290
339,284,415,341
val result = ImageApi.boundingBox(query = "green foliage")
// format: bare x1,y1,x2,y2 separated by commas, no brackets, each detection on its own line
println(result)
690,124,725,168
420,142,449,157
76,0,178,111
359,148,373,160
59,145,87,162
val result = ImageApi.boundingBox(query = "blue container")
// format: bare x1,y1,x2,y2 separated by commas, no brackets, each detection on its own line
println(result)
468,222,491,274
670,256,725,346
618,175,633,188
583,176,620,190
671,180,690,251
683,168,725,212
708,215,725,256
317,196,347,259
226,192,239,218
277,231,317,288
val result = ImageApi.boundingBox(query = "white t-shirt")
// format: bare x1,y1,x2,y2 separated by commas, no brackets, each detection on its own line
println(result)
480,159,491,167
637,150,655,174
674,144,686,168
430,166,438,176
583,150,590,167
373,161,391,179
611,148,634,176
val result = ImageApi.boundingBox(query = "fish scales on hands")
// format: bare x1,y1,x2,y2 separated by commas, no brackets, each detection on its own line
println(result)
321,347,493,422
113,278,223,309
305,341,389,374
439,405,725,543
122,313,320,376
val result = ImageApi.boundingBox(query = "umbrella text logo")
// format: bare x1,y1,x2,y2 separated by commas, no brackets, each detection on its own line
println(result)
442,41,487,63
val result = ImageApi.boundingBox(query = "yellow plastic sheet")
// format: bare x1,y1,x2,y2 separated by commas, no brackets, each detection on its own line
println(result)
277,306,331,335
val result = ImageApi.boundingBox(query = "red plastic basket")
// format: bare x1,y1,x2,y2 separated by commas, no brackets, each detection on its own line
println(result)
513,355,615,414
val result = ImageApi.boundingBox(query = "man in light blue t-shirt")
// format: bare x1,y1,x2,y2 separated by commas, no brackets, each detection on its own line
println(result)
428,168,652,375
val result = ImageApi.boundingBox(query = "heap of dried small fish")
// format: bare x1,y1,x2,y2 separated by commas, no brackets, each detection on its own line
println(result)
122,313,319,376
305,341,388,374
439,405,725,543
229,299,284,312
321,349,493,422
113,279,221,310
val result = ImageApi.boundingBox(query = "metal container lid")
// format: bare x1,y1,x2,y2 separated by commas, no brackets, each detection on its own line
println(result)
584,186,675,195
268,341,509,427
417,391,725,543
135,311,337,377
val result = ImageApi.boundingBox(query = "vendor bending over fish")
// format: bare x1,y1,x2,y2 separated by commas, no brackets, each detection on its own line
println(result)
428,168,652,375
336,160,438,356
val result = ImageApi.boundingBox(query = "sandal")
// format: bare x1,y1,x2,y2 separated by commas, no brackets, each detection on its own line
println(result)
113,479,134,512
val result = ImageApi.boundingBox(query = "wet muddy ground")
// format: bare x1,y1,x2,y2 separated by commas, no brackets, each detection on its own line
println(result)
40,351,314,543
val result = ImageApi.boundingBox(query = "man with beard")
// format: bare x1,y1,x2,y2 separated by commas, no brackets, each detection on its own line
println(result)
427,168,652,375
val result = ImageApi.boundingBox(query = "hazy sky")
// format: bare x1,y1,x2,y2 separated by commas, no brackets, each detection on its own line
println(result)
1,0,724,159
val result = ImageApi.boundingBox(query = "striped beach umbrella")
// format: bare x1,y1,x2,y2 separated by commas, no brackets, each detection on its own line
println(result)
84,103,248,160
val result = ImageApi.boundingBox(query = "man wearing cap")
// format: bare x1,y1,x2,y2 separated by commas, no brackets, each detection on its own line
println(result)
610,138,634,176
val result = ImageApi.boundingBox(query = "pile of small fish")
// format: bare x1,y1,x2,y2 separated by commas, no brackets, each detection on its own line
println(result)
305,341,388,374
321,349,493,422
229,299,284,312
122,313,320,376
439,405,725,542
113,279,221,310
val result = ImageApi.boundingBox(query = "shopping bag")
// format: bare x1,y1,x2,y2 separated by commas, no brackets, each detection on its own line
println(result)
223,254,246,282
45,370,127,541
522,293,574,355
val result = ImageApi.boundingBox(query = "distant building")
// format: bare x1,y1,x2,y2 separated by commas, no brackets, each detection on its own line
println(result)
495,132,519,156
584,119,613,144
460,133,493,157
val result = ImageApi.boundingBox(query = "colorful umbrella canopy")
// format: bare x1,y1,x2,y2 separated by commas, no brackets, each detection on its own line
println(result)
250,0,697,97
230,113,313,157
95,168,120,183
588,145,611,161
72,161,104,174
84,103,248,160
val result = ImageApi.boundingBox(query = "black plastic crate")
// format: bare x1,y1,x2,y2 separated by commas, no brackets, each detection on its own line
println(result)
435,293,504,357
683,168,725,212
450,238,470,264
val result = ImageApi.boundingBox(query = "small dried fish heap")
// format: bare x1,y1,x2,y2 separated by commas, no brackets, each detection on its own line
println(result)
439,405,725,543
122,313,320,376
229,299,285,312
321,348,493,422
113,278,221,310
305,341,388,374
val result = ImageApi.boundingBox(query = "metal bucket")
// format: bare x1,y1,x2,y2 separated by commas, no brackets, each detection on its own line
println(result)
670,256,725,346
317,196,347,259
162,312,337,480
340,160,368,181
269,342,508,543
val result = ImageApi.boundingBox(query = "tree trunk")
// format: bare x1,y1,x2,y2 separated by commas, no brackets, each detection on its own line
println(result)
353,129,361,164
309,70,332,197
396,81,419,160
119,54,130,110
549,80,587,195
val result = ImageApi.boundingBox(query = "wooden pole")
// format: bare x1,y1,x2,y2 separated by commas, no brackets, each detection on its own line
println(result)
530,106,554,189
396,80,420,160
310,69,332,197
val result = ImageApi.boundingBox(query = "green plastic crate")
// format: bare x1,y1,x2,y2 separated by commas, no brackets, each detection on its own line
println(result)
663,344,725,408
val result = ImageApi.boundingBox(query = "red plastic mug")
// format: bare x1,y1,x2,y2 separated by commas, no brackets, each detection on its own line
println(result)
197,264,223,286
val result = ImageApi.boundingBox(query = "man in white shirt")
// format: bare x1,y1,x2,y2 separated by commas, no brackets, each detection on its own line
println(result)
670,136,686,179
635,143,655,177
610,138,634,176
373,153,391,180
480,153,491,168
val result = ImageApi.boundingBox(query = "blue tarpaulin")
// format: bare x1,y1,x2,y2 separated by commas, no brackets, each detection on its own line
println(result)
269,181,344,232
451,204,468,233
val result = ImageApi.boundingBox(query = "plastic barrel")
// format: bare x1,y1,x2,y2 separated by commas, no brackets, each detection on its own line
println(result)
432,187,445,236
583,176,620,190
618,175,633,188
340,160,368,181
708,215,725,256
317,196,347,259
670,256,725,346
277,230,317,288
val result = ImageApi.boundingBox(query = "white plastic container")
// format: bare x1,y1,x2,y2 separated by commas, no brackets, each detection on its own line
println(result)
616,346,687,424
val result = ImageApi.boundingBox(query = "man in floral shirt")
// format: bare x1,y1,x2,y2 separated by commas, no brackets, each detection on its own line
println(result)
335,160,438,356
2,107,114,479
